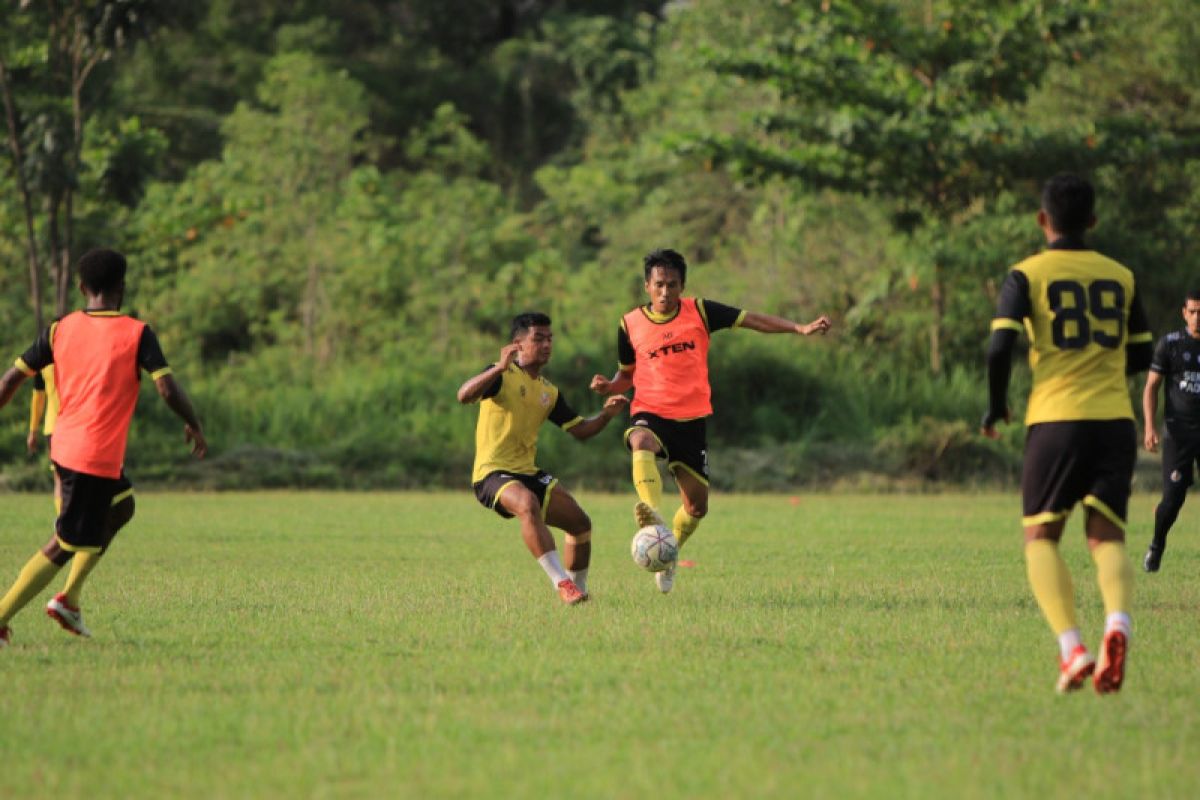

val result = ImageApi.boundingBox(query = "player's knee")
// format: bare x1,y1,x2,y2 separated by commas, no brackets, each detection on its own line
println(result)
570,511,592,536
565,531,591,545
40,536,70,566
506,492,540,519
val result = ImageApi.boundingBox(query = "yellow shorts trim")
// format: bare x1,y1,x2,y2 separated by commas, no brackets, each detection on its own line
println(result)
494,478,558,522
669,461,710,486
54,535,102,555
1022,509,1071,527
111,488,134,506
1082,495,1125,531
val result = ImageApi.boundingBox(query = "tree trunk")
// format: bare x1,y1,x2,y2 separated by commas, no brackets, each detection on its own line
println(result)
0,55,45,332
929,263,945,376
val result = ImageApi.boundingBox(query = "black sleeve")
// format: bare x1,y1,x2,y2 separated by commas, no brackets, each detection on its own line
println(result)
480,364,503,399
994,270,1032,323
984,329,1018,426
1125,288,1152,375
19,326,55,373
617,324,635,367
700,299,744,333
1149,336,1170,374
137,326,171,375
547,393,580,427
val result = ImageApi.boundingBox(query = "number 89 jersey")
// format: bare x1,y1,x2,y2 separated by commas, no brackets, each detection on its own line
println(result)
991,242,1152,425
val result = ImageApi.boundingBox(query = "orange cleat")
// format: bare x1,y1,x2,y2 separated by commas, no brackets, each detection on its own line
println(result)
557,579,586,606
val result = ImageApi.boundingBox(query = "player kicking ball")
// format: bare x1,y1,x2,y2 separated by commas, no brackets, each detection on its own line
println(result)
459,312,628,604
591,248,830,593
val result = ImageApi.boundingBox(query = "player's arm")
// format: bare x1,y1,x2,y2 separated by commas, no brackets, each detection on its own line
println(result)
1142,369,1164,453
139,326,206,458
1125,287,1153,375
27,373,46,454
590,323,635,395
740,311,832,336
458,344,519,404
563,395,630,441
2,326,54,412
982,270,1030,437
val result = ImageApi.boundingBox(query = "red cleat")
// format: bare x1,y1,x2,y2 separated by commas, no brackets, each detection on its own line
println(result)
557,579,585,605
46,593,91,637
1056,645,1095,694
1094,629,1128,695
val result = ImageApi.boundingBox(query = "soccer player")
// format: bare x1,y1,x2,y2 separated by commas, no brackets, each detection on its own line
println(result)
1140,290,1200,572
982,174,1152,694
0,249,206,648
459,311,628,605
590,248,831,593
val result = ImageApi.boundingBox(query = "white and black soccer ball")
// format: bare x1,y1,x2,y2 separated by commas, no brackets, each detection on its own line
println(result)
630,524,678,573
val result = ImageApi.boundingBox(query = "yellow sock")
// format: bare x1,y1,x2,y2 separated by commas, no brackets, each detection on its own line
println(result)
1091,541,1133,616
62,551,102,607
1024,539,1077,635
0,551,62,625
632,450,662,510
673,506,700,548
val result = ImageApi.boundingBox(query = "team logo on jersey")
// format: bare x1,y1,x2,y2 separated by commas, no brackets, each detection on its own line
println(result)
663,331,675,341
540,392,551,407
1171,470,1183,483
646,340,697,359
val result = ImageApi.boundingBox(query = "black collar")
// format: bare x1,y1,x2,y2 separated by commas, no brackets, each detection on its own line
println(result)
1048,234,1088,251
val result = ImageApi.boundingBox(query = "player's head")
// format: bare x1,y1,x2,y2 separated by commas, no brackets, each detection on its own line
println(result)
510,311,553,367
78,249,127,297
643,249,686,314
1039,174,1095,237
1183,290,1200,335
644,249,687,286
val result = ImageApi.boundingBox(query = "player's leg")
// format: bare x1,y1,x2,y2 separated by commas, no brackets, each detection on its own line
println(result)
1146,433,1193,572
627,422,666,526
1081,421,1137,694
545,486,593,597
495,480,582,604
1020,422,1092,692
0,534,69,642
58,490,134,610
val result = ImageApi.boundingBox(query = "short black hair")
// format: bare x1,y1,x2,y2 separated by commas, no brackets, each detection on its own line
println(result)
78,248,127,294
510,311,551,340
1041,174,1095,235
643,248,687,286
1185,290,1200,304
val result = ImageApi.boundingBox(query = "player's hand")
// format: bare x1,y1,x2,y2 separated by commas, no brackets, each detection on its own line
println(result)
185,425,208,459
26,430,39,455
980,409,1010,440
601,394,630,419
799,316,832,336
590,374,612,394
1144,427,1160,453
498,343,521,370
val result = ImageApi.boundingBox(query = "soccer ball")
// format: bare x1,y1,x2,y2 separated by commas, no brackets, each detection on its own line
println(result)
630,524,678,573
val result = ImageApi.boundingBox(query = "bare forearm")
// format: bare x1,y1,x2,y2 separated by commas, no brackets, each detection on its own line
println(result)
1142,378,1161,430
740,312,803,334
569,412,617,441
0,367,28,409
157,376,202,430
458,366,504,404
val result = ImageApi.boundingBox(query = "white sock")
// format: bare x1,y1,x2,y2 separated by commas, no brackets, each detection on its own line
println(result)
568,568,588,594
1105,612,1132,637
537,551,569,585
1058,628,1083,661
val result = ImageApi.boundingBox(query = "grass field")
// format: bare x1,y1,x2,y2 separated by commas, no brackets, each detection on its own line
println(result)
1,490,1197,799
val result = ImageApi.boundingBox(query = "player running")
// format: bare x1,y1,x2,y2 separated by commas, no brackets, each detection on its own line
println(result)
590,248,831,593
1140,290,1200,572
459,312,628,605
0,249,206,648
982,175,1152,694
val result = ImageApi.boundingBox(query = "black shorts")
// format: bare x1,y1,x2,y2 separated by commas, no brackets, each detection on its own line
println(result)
624,412,709,484
1161,426,1200,489
54,463,134,552
1021,420,1136,529
473,469,558,519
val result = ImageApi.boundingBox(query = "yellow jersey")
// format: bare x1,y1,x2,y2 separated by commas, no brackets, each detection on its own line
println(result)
991,243,1152,425
470,363,582,483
